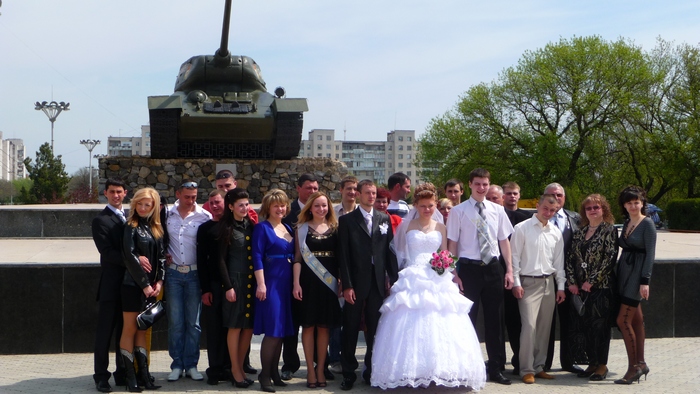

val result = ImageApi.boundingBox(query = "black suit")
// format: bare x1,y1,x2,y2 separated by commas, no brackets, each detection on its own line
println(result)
502,208,533,372
547,208,581,370
92,207,127,384
281,199,302,374
338,208,399,382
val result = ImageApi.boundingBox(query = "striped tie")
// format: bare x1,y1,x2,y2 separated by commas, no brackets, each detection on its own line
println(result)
476,202,492,264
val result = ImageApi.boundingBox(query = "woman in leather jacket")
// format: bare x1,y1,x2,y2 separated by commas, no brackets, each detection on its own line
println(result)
120,187,166,392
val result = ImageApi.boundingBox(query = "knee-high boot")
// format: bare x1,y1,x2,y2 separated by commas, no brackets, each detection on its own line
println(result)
135,347,161,390
120,349,143,393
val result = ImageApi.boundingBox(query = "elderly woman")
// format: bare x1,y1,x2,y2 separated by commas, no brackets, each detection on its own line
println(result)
292,192,342,388
614,186,656,384
120,187,165,392
566,194,618,381
252,189,296,392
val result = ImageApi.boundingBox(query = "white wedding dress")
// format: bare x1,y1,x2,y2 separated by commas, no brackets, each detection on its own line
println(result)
371,230,486,390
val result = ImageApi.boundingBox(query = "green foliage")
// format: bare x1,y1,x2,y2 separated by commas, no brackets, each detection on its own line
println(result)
665,199,700,230
419,36,700,207
23,143,70,203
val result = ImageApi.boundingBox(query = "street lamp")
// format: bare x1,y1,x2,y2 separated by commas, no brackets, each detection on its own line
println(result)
35,100,70,153
80,139,100,197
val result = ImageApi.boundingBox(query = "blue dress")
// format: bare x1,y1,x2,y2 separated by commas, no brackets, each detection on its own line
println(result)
252,220,295,337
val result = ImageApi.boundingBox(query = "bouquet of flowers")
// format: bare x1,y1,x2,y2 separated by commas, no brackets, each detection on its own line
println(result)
429,249,456,275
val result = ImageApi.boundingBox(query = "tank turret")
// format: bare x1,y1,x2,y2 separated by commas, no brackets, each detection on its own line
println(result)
148,0,308,159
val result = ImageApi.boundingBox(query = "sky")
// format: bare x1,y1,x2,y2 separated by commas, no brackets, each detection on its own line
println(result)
1,0,699,175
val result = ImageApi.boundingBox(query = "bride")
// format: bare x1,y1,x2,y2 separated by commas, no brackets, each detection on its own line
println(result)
371,183,486,390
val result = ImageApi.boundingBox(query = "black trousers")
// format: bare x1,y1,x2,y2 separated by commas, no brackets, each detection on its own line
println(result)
340,275,383,382
548,289,574,369
203,282,231,378
93,299,125,383
503,288,521,370
459,261,506,373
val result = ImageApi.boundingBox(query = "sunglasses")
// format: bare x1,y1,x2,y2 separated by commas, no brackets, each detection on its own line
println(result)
585,205,601,211
181,181,198,189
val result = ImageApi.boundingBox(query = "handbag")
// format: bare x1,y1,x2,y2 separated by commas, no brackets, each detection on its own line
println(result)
137,298,166,330
572,293,586,317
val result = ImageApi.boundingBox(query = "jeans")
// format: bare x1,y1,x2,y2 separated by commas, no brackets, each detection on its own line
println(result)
165,268,202,370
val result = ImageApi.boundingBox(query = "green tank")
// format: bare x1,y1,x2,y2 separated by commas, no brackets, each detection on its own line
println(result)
148,0,308,159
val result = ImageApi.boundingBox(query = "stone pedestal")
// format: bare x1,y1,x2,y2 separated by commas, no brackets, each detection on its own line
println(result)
97,157,348,203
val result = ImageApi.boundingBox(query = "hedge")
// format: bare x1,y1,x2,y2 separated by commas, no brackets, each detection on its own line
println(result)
666,198,700,231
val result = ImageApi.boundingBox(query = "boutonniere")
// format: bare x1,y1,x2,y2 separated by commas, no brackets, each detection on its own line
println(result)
379,223,389,235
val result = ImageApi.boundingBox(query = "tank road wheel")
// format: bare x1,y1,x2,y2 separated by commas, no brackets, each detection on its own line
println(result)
273,112,304,160
149,109,180,159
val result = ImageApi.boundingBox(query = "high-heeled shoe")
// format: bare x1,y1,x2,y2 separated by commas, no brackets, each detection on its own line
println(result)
589,366,608,381
233,378,250,388
258,374,276,393
244,377,254,385
614,365,642,385
639,361,650,380
577,364,597,378
306,381,317,388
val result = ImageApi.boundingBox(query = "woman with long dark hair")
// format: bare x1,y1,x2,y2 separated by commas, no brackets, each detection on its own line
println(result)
218,188,256,387
121,187,165,392
614,186,656,384
566,194,618,381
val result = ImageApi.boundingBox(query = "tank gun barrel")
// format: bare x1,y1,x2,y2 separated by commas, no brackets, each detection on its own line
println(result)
216,0,232,58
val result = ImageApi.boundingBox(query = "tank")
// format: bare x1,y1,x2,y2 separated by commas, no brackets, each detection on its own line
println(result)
148,0,308,159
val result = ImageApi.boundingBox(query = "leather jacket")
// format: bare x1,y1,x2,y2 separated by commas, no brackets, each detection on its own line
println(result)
122,218,166,289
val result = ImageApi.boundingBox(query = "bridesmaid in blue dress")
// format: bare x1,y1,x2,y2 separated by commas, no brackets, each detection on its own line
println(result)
253,189,296,393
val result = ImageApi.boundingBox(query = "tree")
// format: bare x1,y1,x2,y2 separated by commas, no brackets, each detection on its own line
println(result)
419,36,699,206
23,143,70,203
66,167,98,203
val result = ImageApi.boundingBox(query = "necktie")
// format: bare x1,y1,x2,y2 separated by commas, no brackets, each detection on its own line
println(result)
365,213,372,233
476,202,492,264
117,210,127,223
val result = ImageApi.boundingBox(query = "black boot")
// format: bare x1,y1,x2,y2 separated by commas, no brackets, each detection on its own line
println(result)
120,349,143,393
134,347,161,390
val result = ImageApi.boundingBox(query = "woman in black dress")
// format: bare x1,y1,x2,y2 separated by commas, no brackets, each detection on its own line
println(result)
291,192,342,388
218,188,256,388
121,187,166,392
566,194,618,381
614,186,656,384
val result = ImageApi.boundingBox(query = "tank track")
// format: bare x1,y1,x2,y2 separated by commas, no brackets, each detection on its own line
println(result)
273,112,304,160
149,109,180,159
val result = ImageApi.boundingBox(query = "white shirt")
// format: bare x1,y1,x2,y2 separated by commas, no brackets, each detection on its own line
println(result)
166,200,212,266
511,215,565,289
334,202,356,216
446,197,513,259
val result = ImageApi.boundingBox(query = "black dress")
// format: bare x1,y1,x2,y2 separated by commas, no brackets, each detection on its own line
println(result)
122,219,166,312
295,227,342,328
617,217,656,307
219,218,255,329
565,222,618,365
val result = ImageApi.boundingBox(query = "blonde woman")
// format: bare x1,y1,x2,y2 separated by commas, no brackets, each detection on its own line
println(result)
292,192,342,388
121,187,166,391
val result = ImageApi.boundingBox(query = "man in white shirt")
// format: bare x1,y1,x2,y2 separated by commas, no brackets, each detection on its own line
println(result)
386,172,410,218
510,194,566,384
334,176,358,216
447,168,514,385
165,181,212,382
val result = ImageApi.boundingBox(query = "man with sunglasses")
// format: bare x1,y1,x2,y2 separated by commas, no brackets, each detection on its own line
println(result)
165,181,212,382
543,183,583,375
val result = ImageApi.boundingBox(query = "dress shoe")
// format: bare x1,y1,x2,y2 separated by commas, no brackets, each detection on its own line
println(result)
340,378,355,390
535,371,555,380
280,370,293,381
168,368,183,382
577,365,597,378
324,367,335,380
521,373,535,384
329,362,343,374
113,376,127,387
187,367,204,381
96,380,113,393
206,375,219,385
563,365,584,374
589,366,608,381
243,364,258,374
489,372,512,385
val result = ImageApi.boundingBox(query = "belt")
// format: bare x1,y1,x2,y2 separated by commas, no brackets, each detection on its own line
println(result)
520,273,553,279
168,264,197,273
267,254,294,261
459,257,498,266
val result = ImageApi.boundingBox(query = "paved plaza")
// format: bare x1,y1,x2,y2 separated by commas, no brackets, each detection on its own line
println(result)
1,337,699,393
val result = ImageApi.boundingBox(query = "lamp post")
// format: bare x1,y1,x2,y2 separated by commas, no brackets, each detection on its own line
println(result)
35,101,70,153
80,139,100,197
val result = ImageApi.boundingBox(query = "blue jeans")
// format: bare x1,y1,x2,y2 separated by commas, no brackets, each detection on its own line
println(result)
165,268,202,370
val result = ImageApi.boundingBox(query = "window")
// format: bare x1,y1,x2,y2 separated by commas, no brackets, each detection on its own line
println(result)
407,136,412,141
398,162,403,168
398,145,404,151
335,154,339,159
407,171,411,176
406,154,411,159
388,145,393,151
327,153,331,158
307,144,311,150
317,135,323,140
317,153,322,157
407,145,412,151
398,154,403,159
326,135,331,140
407,163,412,168
388,153,393,159
398,136,404,141
336,145,340,150
326,144,331,149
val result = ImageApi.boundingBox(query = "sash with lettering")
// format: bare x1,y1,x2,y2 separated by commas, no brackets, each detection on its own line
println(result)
297,222,339,295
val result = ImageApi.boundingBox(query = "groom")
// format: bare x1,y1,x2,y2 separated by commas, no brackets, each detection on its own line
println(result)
338,179,399,390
